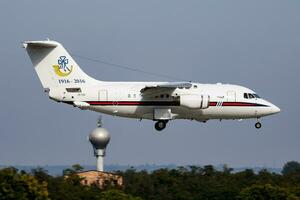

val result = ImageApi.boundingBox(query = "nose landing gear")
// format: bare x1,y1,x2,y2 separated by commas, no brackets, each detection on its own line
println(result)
255,121,262,129
155,120,168,131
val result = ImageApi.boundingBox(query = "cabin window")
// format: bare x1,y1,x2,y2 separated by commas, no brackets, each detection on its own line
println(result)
133,94,136,98
160,94,164,98
193,85,198,88
128,94,131,98
244,93,248,99
166,94,170,98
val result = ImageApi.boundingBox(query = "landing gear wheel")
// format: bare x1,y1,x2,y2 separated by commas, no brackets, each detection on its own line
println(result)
255,122,262,129
155,121,167,131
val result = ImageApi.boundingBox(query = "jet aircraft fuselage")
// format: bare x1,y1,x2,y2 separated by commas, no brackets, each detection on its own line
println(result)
24,40,280,131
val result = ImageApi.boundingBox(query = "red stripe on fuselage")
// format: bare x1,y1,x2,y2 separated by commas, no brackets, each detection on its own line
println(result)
87,101,179,106
210,102,260,107
86,101,267,107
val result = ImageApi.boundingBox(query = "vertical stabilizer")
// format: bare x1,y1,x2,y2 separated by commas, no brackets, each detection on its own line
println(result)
23,40,99,89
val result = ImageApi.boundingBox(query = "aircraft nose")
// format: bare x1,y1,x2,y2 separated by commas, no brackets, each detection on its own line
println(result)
270,104,280,114
259,99,281,116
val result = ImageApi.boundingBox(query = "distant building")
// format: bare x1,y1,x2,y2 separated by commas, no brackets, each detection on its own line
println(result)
76,170,123,188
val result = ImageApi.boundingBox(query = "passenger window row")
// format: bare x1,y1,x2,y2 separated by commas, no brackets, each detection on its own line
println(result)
178,85,198,89
155,94,170,99
128,94,137,98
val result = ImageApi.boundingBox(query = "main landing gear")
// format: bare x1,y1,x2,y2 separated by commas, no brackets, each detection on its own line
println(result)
255,121,262,129
155,120,168,131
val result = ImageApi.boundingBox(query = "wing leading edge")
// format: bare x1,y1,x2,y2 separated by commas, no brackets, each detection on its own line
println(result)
140,82,192,96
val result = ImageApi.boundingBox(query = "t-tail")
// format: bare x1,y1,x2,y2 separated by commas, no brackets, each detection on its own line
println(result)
23,40,100,102
23,40,99,90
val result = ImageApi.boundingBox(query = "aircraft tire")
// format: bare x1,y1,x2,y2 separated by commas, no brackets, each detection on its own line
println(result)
255,122,262,129
155,121,167,131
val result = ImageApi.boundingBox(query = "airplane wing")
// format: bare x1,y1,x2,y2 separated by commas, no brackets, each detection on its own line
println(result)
140,82,192,96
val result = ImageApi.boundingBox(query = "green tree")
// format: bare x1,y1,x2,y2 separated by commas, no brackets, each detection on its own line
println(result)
222,164,234,174
282,161,300,175
0,167,49,200
99,189,143,200
63,164,84,176
31,167,51,183
237,184,299,200
203,165,215,176
72,164,84,172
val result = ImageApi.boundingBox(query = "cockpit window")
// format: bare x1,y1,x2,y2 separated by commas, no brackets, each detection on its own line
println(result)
253,94,260,98
248,94,255,99
244,93,260,99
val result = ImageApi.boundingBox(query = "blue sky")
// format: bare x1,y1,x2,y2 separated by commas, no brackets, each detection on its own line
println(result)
0,0,299,168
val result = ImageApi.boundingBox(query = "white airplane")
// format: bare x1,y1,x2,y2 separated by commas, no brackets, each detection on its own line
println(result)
23,40,280,131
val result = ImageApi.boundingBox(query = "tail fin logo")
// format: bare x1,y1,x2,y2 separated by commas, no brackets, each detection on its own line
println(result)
53,56,73,77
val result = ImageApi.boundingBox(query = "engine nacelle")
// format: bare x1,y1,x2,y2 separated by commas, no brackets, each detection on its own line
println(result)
180,94,210,109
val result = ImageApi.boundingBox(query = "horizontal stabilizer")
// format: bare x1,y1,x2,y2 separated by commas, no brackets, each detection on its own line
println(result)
23,40,59,48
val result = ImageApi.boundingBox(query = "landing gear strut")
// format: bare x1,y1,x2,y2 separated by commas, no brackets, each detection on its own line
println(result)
155,120,168,131
255,121,262,129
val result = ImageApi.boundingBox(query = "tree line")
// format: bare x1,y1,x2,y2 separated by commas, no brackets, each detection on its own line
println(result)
0,161,300,200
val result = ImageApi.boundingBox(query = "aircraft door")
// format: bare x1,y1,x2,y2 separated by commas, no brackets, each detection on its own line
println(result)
98,90,108,101
227,91,236,102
